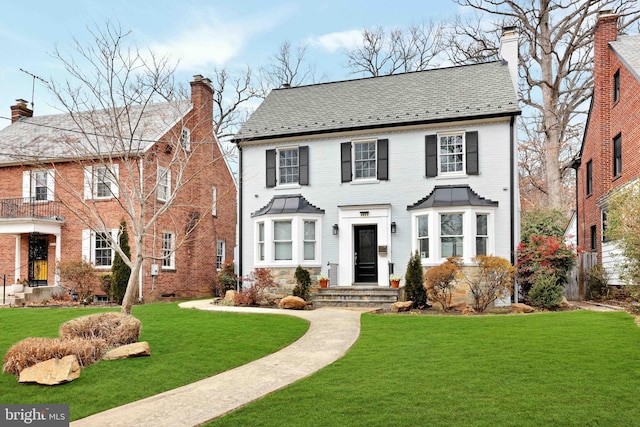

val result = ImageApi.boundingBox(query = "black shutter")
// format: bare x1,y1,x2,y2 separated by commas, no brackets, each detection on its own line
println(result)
425,135,438,177
377,139,388,180
341,142,352,182
299,146,309,185
466,131,479,175
266,149,276,187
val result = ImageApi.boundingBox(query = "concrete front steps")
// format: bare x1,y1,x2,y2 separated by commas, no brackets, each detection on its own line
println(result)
0,285,60,306
313,286,402,309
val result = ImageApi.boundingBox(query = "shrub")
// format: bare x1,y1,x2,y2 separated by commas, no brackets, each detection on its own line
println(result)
293,266,311,301
425,257,462,312
99,273,112,300
521,208,567,244
463,255,515,312
60,312,141,347
585,265,610,301
235,268,275,306
528,274,564,310
404,251,427,308
3,337,106,376
214,261,237,296
111,219,131,304
58,259,98,303
516,235,576,301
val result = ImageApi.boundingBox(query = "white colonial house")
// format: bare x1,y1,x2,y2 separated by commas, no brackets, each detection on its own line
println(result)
233,29,521,305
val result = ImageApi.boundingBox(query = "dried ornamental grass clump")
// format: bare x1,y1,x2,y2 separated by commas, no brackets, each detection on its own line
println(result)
2,337,106,376
60,312,141,347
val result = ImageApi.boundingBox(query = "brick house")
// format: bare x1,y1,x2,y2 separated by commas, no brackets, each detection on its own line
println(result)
574,11,640,286
0,76,236,303
232,29,520,307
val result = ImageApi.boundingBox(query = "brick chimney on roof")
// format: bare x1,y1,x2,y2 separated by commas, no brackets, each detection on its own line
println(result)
10,99,33,123
189,75,214,141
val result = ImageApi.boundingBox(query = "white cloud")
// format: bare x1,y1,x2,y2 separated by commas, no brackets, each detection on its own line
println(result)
149,5,294,71
307,29,363,53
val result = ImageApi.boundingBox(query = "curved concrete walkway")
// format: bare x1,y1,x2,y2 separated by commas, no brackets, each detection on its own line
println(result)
71,301,365,427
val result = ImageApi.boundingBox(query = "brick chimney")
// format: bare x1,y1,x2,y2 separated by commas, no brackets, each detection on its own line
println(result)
499,26,518,94
190,75,213,113
10,99,33,123
189,75,214,141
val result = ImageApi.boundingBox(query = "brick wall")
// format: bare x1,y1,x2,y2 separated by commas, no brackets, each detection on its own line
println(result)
0,77,237,302
577,12,640,263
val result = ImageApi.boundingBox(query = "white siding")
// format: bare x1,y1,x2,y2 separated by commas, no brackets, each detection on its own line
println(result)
240,120,517,284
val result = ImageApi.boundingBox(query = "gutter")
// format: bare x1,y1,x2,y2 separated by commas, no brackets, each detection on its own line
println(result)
231,111,522,145
510,115,517,303
237,144,243,291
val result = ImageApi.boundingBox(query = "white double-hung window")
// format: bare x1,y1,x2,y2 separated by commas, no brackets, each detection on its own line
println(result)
84,165,119,199
22,170,55,202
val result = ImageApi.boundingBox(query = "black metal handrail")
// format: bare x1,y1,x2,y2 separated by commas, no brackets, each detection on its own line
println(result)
0,198,65,221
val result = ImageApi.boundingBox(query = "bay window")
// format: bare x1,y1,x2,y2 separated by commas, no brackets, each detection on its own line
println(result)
254,216,322,266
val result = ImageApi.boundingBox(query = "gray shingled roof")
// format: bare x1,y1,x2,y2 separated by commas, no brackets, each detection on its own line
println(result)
234,61,520,143
610,34,640,82
0,101,192,165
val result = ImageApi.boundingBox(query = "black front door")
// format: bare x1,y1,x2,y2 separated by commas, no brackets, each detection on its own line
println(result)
354,225,377,283
28,233,48,287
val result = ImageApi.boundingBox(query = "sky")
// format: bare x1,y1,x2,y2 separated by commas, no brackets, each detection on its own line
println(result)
0,0,462,130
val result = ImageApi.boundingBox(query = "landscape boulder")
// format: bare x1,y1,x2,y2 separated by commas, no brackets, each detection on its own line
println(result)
391,301,413,312
462,306,476,315
278,296,307,310
103,342,151,361
224,290,237,303
19,355,80,385
510,303,535,314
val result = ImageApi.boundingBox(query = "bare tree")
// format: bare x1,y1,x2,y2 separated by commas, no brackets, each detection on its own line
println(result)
39,22,222,314
345,20,446,77
450,0,640,210
261,41,319,88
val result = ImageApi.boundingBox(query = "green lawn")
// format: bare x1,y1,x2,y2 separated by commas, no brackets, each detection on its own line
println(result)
0,302,308,421
209,311,640,427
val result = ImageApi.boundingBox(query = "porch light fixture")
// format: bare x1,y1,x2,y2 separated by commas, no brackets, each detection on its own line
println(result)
391,222,397,234
332,224,339,235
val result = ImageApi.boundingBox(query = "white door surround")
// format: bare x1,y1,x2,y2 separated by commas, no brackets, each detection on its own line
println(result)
337,204,391,286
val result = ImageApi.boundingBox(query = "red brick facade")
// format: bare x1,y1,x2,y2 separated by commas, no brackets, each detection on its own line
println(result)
0,76,236,302
576,12,640,262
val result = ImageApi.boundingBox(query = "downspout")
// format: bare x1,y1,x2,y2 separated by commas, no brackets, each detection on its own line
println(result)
510,115,518,302
237,143,243,291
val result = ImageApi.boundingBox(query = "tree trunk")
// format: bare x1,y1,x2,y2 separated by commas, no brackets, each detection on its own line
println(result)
120,257,142,315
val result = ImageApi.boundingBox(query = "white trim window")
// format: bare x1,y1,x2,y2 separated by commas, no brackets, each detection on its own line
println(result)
278,147,299,185
476,214,489,256
84,165,119,200
22,169,55,202
216,240,225,269
303,220,316,261
354,140,377,180
417,215,429,259
180,127,191,151
255,216,322,266
257,222,265,262
440,213,464,257
81,229,118,268
274,220,293,261
162,232,175,269
439,133,465,175
411,208,495,263
157,166,171,202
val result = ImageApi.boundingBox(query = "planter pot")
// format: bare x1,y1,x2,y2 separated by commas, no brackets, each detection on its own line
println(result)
390,280,400,289
12,284,24,293
319,279,329,288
